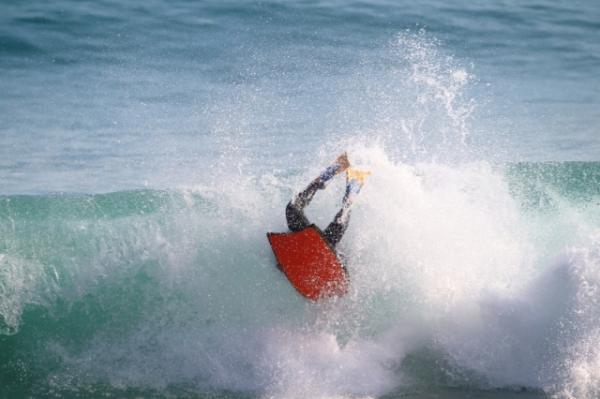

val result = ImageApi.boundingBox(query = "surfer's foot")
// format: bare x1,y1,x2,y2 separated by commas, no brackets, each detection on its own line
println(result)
344,168,370,203
316,152,350,187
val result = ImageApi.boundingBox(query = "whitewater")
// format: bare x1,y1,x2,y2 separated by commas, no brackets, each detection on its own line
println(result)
2,1,600,398
3,152,600,398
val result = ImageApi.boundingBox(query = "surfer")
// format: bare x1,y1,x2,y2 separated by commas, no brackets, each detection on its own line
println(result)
267,153,368,299
286,153,369,247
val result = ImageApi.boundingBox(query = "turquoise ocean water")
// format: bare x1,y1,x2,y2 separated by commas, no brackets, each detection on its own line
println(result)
1,1,600,398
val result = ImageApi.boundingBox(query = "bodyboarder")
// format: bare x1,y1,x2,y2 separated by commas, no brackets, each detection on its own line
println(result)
266,152,370,300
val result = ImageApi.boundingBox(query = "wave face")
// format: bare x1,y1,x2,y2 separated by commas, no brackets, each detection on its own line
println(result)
1,160,600,398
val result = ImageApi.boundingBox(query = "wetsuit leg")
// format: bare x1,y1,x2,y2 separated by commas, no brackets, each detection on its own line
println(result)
323,171,364,247
285,180,322,232
323,205,351,247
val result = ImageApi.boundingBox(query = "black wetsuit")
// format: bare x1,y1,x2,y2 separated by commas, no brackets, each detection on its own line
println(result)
285,180,350,247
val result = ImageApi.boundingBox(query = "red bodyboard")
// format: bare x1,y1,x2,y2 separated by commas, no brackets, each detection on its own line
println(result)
267,225,348,300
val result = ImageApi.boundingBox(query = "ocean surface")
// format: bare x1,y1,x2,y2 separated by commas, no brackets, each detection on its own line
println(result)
1,1,600,398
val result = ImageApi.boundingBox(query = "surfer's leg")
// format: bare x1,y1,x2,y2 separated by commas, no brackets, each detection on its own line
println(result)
323,168,369,246
286,153,349,232
285,180,319,231
323,189,353,246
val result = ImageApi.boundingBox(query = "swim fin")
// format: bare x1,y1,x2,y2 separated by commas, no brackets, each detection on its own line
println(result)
345,168,371,198
346,168,371,185
317,152,350,184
